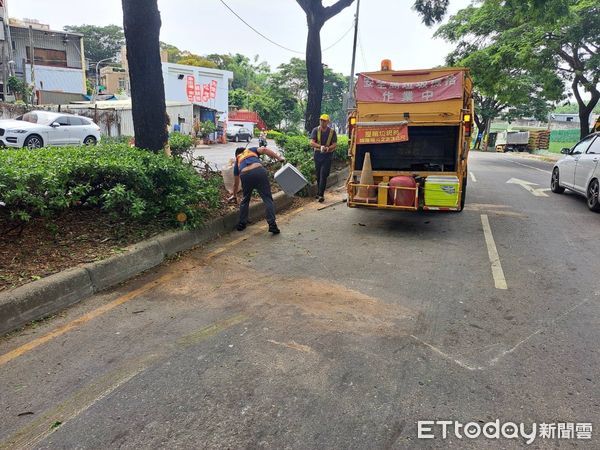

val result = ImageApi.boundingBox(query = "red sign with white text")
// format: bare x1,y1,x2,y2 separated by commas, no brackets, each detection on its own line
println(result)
210,80,218,99
202,84,211,102
356,72,463,104
186,75,195,102
356,124,409,145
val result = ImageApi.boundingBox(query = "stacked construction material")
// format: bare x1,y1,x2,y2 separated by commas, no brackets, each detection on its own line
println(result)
528,130,551,150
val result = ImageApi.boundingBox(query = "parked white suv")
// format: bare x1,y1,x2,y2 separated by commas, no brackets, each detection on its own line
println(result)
0,111,101,149
551,132,600,211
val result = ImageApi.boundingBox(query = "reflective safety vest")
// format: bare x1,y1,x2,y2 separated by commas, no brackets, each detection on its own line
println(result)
236,148,259,166
317,127,334,147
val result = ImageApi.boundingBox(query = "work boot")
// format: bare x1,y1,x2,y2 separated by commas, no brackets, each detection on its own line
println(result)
318,196,325,203
236,222,247,231
268,222,280,234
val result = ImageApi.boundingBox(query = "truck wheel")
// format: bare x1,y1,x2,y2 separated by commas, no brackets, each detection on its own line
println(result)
454,176,467,212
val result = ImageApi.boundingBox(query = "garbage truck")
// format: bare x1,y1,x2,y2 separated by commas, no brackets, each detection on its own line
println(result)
346,62,474,212
494,131,530,152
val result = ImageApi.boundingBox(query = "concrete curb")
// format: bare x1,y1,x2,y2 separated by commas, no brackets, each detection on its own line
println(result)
0,169,345,335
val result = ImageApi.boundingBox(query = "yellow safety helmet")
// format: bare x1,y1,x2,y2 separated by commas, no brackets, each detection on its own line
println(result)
319,114,330,121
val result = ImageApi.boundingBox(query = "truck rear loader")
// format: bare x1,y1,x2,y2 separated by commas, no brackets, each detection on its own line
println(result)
346,62,474,212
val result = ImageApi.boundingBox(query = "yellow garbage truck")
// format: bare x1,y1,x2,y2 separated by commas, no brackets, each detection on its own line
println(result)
346,62,474,212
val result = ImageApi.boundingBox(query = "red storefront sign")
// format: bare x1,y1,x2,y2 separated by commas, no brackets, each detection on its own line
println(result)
356,72,463,104
210,80,218,99
186,75,195,102
202,84,211,102
356,124,409,145
194,84,202,102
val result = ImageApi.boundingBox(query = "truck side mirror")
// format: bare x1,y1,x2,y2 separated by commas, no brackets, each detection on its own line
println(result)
560,148,570,154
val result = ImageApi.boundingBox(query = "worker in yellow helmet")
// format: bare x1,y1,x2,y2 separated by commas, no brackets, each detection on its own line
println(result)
310,114,338,202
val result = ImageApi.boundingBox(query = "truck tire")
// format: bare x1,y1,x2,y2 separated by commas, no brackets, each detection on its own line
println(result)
454,175,467,212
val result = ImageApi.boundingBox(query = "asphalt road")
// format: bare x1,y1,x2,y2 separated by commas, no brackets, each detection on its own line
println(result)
193,138,272,170
1,151,599,449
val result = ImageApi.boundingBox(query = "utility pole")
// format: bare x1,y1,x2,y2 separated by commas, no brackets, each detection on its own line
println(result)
347,0,361,108
28,25,36,105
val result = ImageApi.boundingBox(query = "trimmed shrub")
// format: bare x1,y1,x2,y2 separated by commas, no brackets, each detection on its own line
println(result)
169,132,194,156
0,144,220,228
100,135,133,146
335,135,350,161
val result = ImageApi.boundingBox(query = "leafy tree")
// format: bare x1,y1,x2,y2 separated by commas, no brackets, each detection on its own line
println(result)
63,24,124,63
295,0,451,132
177,54,218,68
7,76,32,102
437,11,563,149
436,0,600,139
121,0,168,153
160,42,183,63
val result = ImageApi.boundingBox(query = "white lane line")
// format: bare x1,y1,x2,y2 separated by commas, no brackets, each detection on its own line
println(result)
506,158,552,175
469,171,477,182
488,298,589,366
481,214,508,290
410,335,483,371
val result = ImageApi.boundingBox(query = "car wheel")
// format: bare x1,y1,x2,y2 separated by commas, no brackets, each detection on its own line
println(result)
587,179,600,212
246,137,250,143
551,168,565,194
83,136,97,146
24,135,43,149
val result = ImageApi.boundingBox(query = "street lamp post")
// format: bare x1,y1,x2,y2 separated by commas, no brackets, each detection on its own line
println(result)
93,57,114,104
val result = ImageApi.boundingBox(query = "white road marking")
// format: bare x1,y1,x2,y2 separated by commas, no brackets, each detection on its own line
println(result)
481,214,508,290
469,171,477,182
489,298,589,366
506,178,549,197
506,158,553,175
410,335,483,371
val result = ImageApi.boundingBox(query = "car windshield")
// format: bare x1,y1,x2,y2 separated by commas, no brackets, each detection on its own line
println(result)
19,112,55,125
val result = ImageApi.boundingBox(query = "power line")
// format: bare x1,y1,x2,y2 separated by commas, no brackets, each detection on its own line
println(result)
218,0,303,54
323,23,355,52
218,0,354,56
358,28,368,71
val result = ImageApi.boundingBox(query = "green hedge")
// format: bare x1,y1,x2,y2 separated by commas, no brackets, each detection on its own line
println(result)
275,132,350,183
168,132,195,156
551,129,581,143
0,144,220,228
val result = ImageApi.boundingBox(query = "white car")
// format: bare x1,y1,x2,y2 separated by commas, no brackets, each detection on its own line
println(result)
551,131,600,212
0,111,101,149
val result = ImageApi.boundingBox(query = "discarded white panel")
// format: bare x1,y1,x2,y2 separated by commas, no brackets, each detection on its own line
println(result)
274,163,308,196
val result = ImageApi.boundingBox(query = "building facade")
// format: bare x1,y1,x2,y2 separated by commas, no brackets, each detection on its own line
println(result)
161,62,233,124
7,15,86,104
100,66,130,96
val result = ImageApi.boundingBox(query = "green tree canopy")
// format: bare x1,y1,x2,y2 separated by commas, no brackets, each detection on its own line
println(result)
63,24,124,63
436,0,600,139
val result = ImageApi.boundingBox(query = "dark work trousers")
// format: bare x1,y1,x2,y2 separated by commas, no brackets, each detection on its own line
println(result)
239,166,276,225
314,151,333,197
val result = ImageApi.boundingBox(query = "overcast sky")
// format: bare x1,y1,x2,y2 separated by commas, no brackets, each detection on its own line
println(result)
9,0,473,75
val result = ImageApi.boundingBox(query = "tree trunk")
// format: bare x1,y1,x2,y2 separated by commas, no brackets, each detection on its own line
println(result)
122,0,168,152
474,113,484,150
572,75,600,140
304,17,324,133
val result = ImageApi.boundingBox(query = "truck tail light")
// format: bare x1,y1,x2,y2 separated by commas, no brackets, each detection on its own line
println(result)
463,114,472,137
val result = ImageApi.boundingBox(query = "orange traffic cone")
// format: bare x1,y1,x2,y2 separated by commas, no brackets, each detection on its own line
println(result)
354,152,377,203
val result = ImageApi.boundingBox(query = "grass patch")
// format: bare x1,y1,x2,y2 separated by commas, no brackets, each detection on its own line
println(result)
549,141,576,154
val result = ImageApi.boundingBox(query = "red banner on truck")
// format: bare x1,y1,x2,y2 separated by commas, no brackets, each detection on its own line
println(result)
356,124,409,144
356,72,463,103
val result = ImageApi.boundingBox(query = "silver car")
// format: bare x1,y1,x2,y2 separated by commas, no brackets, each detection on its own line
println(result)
0,111,101,149
551,132,600,211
